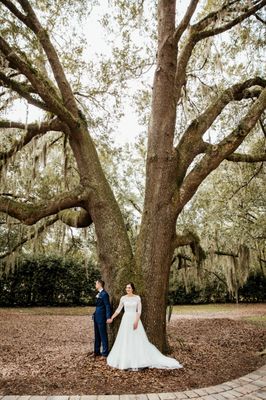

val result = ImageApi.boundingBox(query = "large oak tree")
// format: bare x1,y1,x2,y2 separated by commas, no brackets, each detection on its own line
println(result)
0,0,265,351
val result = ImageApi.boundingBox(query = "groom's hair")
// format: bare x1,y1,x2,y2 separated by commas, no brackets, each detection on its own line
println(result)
97,279,105,288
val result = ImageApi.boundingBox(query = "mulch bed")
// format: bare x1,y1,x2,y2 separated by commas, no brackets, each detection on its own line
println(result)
0,311,265,395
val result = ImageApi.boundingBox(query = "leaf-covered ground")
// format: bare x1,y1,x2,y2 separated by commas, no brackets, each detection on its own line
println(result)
0,305,265,395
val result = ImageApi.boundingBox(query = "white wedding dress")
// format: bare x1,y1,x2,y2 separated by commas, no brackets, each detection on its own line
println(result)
107,295,183,370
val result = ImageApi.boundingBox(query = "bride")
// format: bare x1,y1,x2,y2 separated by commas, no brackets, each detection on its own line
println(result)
106,282,183,370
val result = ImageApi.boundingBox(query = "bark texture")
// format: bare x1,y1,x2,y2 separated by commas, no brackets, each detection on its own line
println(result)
135,0,179,350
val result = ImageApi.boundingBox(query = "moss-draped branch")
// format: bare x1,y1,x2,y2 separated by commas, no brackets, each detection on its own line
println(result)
174,0,266,102
175,77,266,182
0,118,64,162
1,0,78,113
58,209,93,228
0,215,58,259
0,186,87,225
174,230,205,262
0,36,78,128
177,87,266,210
193,0,266,41
0,71,50,111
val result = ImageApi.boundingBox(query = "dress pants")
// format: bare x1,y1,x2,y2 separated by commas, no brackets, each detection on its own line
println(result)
94,320,108,356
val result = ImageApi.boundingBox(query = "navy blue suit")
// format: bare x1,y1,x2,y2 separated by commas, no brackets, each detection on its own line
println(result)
93,289,111,356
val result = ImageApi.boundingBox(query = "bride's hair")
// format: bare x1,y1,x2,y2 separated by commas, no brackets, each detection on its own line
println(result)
126,282,136,293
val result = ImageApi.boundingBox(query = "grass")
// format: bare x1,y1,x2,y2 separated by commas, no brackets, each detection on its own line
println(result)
241,315,266,327
0,306,94,316
172,303,241,314
0,303,264,317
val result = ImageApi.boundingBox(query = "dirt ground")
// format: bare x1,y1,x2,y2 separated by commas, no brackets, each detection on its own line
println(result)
0,304,265,395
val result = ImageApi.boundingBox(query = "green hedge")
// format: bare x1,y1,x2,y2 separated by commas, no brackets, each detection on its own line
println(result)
169,270,266,304
0,255,100,306
0,255,265,307
238,271,266,302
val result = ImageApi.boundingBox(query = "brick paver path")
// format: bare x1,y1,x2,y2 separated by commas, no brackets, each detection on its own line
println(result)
1,364,265,400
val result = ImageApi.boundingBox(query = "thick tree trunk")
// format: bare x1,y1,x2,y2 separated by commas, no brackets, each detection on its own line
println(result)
68,121,135,298
68,121,137,346
136,0,178,352
136,136,178,351
137,207,177,352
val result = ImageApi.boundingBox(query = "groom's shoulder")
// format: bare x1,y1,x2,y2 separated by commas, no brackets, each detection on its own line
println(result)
102,289,109,297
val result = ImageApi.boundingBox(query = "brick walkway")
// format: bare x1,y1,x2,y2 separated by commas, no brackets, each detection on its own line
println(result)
1,364,265,400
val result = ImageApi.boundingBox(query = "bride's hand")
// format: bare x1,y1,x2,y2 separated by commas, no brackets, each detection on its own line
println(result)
133,321,138,330
107,318,113,324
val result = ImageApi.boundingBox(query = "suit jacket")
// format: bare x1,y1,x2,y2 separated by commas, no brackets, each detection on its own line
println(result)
94,289,112,323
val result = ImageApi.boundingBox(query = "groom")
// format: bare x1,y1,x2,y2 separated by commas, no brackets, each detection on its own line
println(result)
92,279,112,358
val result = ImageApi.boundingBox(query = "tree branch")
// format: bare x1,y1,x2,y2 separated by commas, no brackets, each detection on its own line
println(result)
204,142,266,163
192,0,239,32
175,230,197,247
127,198,142,214
173,0,199,44
175,1,265,102
174,0,237,101
259,118,266,137
0,215,58,259
225,153,266,162
176,77,266,182
255,12,266,25
174,230,206,264
175,35,196,102
194,0,266,41
177,87,266,212
203,144,266,163
203,268,228,287
0,0,27,22
58,208,93,228
0,71,50,111
2,0,78,113
173,252,228,286
0,36,78,128
0,186,87,225
228,162,263,200
0,117,64,161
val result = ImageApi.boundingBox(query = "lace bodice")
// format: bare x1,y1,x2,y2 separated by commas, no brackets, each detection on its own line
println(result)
115,295,142,315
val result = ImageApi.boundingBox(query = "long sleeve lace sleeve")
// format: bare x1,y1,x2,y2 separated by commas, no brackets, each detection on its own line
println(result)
115,297,124,314
137,296,142,316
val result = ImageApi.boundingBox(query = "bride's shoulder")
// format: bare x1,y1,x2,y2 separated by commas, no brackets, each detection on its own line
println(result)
135,294,141,300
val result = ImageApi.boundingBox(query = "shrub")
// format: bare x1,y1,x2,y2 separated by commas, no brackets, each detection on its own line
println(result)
0,255,99,306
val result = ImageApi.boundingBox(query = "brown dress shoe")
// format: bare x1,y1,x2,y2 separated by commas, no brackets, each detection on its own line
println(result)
87,352,101,358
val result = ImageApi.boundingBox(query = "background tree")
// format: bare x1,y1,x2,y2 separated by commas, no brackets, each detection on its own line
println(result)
0,254,99,306
172,134,266,304
0,0,265,351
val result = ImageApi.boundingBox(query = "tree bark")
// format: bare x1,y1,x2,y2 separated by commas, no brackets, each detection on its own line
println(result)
65,120,135,301
136,0,178,352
